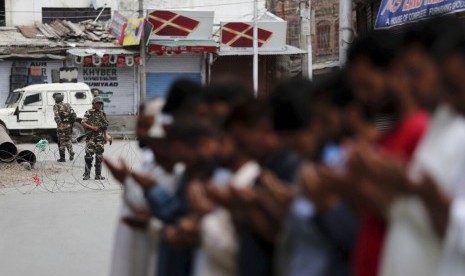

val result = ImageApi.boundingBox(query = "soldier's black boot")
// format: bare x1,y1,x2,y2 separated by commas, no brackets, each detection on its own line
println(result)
57,149,66,162
83,154,92,180
94,156,105,180
69,146,75,161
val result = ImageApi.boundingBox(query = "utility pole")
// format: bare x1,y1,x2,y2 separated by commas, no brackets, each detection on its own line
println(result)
139,0,147,103
253,0,259,97
307,0,313,80
339,0,352,66
301,0,312,80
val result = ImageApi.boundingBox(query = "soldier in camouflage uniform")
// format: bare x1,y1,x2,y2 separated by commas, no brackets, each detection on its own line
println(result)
81,96,109,180
53,93,75,162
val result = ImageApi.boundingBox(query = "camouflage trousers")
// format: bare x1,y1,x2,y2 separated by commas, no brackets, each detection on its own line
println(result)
57,124,73,154
84,137,105,176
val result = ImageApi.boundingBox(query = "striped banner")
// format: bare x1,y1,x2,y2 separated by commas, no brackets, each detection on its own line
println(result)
148,10,200,37
221,22,273,48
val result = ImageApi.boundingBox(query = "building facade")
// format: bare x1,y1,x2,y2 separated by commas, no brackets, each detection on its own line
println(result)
267,0,340,76
312,0,339,64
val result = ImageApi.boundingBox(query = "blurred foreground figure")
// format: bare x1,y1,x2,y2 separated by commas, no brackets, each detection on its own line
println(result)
107,99,166,276
378,17,465,276
377,17,455,276
346,30,429,276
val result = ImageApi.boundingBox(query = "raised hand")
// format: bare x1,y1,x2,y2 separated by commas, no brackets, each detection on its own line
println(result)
187,180,214,216
103,157,130,183
121,207,151,230
300,164,339,212
131,170,156,190
260,170,295,207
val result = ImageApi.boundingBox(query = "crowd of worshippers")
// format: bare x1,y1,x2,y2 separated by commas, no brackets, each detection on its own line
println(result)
105,16,465,276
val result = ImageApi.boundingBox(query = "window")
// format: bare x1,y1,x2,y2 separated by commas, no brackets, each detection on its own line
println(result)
5,92,21,105
317,22,331,50
70,91,89,105
24,93,42,106
0,0,4,26
74,92,87,99
334,22,339,50
42,7,111,24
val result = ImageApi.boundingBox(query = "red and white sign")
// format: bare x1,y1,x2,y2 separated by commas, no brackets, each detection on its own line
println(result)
220,21,287,51
147,10,214,40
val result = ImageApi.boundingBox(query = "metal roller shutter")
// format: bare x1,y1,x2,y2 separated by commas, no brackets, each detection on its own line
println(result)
74,63,138,115
145,54,202,99
0,62,12,107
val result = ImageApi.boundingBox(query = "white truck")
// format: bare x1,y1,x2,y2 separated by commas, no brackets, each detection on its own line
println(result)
0,83,93,141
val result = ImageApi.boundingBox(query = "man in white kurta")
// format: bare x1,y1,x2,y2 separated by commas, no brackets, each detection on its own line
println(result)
380,104,465,276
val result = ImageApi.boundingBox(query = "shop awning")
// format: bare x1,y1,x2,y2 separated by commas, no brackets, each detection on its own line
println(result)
67,48,138,57
217,45,306,56
148,40,218,54
0,53,66,60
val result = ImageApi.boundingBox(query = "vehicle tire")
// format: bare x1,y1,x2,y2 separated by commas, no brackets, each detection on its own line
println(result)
72,122,85,143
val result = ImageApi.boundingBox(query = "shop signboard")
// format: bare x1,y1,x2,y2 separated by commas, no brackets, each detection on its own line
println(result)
375,0,465,29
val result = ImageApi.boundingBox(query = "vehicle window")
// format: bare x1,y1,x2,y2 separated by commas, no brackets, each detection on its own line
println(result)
24,93,42,106
75,92,86,99
5,92,21,105
47,91,67,106
70,91,89,104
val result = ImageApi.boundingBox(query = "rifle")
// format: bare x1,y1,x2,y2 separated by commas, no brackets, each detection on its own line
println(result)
76,126,108,143
78,113,109,143
76,131,92,143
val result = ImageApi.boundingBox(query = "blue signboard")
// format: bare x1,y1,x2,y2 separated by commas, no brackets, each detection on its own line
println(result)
375,0,465,29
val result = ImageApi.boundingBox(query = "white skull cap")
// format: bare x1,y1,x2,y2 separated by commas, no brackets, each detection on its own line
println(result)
145,98,166,138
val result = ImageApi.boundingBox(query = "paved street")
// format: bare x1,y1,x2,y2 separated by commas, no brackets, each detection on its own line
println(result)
0,140,143,276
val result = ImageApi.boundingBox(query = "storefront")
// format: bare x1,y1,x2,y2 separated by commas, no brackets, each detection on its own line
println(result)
146,53,205,99
67,48,140,115
0,58,65,107
145,10,217,99
214,19,305,97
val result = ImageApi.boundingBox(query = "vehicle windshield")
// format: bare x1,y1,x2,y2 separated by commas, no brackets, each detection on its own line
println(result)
5,91,22,107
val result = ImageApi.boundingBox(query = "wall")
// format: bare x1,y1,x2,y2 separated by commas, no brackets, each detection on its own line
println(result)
0,60,63,107
3,0,268,26
142,0,267,24
311,0,339,64
4,0,119,26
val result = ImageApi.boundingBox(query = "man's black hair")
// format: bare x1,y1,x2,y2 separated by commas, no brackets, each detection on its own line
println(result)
431,16,465,62
223,99,271,130
312,69,354,108
402,16,464,59
203,82,252,106
269,78,313,132
347,30,399,69
165,119,216,147
162,78,203,115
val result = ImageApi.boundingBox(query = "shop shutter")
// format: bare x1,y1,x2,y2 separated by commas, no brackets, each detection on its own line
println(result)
0,62,12,107
146,54,202,73
76,64,138,115
145,54,202,99
146,72,201,99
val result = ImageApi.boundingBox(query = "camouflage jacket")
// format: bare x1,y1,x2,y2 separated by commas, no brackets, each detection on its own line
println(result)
53,102,75,125
81,109,109,138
